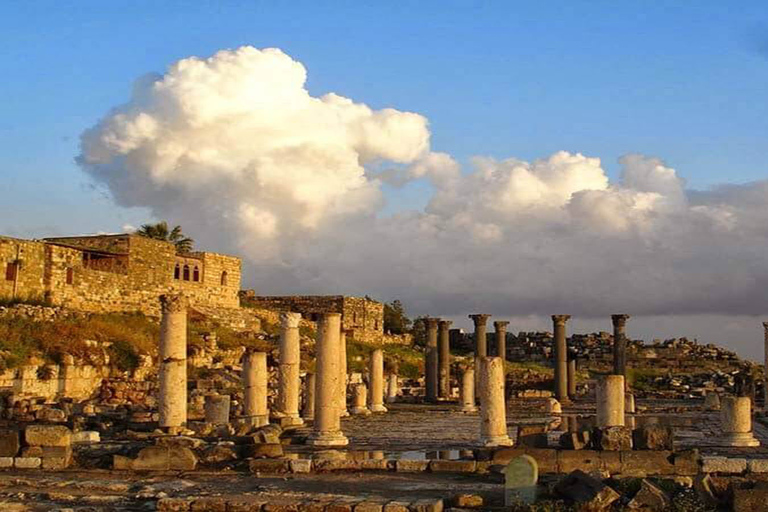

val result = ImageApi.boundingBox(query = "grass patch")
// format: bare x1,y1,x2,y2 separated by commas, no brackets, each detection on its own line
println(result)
0,294,51,308
346,341,424,379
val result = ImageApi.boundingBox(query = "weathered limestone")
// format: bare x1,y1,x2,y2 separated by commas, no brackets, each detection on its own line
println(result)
438,320,452,399
204,394,231,425
494,321,509,360
545,398,562,414
611,314,630,380
552,315,571,403
369,349,387,413
567,357,577,399
302,372,316,420
338,328,350,417
625,392,636,414
350,383,371,415
307,313,348,446
425,318,440,403
276,312,303,426
478,356,513,446
720,396,760,447
242,350,268,427
461,367,477,413
471,314,491,402
386,373,398,404
596,375,625,427
159,294,188,433
704,391,721,411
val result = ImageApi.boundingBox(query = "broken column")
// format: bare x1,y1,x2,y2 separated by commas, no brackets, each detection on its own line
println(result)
438,319,453,399
625,392,636,414
242,350,268,427
567,355,577,399
720,396,760,447
425,318,440,403
478,356,512,446
302,372,316,421
308,313,348,446
461,366,477,413
369,348,387,413
494,320,509,360
276,312,303,426
552,315,571,404
204,394,231,425
386,373,398,403
596,375,625,427
338,328,350,417
159,294,188,434
611,314,630,380
350,383,371,415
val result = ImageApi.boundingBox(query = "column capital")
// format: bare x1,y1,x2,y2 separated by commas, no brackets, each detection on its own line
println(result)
425,318,440,329
280,312,302,328
469,314,491,326
438,319,453,330
160,293,188,313
493,320,510,330
611,314,630,326
551,314,571,325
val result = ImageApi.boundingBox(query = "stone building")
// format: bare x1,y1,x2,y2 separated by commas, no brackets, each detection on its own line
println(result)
240,293,384,344
0,233,241,316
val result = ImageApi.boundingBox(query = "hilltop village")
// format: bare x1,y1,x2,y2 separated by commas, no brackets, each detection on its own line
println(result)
0,232,767,511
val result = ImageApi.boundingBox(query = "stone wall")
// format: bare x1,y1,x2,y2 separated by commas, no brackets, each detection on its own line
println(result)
0,364,110,400
0,236,47,302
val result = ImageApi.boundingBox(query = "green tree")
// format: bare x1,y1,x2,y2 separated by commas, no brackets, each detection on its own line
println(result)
383,299,411,335
136,221,194,254
410,316,429,348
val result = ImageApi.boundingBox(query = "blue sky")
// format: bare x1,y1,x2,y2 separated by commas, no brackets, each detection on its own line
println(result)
1,1,767,236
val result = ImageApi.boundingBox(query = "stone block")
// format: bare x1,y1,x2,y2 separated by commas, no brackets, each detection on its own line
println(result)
591,426,632,451
20,446,43,457
289,459,312,473
451,494,483,508
383,501,410,512
428,460,476,473
245,443,284,459
354,502,384,512
24,425,71,447
0,457,13,468
42,454,72,470
521,449,558,474
408,499,443,512
326,501,357,512
701,456,747,474
227,500,267,511
620,451,675,476
598,451,622,474
157,498,191,512
169,446,198,470
559,431,590,450
559,450,601,474
0,430,20,457
632,426,674,451
190,497,227,512
14,457,41,469
248,458,290,473
748,459,768,473
72,431,100,444
132,446,171,470
554,470,620,511
359,458,389,471
395,459,429,472
671,449,700,476
490,447,527,465
627,479,670,510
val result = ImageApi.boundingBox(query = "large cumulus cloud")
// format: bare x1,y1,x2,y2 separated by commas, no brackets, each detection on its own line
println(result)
78,46,768,320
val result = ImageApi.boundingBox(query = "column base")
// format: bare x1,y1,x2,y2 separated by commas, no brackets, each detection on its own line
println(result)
277,415,304,427
480,434,514,447
242,415,269,428
350,407,371,416
721,432,760,447
461,405,478,413
370,404,388,413
307,431,349,446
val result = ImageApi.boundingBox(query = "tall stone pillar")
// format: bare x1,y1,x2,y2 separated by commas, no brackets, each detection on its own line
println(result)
438,320,453,399
470,314,491,402
276,312,303,426
243,350,268,427
308,313,348,446
386,373,398,404
302,372,316,421
763,322,768,408
720,396,760,447
338,328,350,417
204,394,231,425
552,315,571,403
369,348,387,412
596,375,625,427
611,314,630,380
350,383,371,415
461,367,477,413
567,356,577,399
494,321,509,360
159,294,188,433
478,356,512,446
425,318,440,402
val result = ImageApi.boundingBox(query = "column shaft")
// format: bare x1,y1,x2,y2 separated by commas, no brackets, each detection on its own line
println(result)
612,314,630,378
438,320,452,399
494,321,509,361
425,318,439,402
243,350,268,427
552,315,571,403
338,329,349,416
159,294,188,431
478,357,512,446
461,367,477,413
369,348,387,412
302,372,316,420
276,312,303,426
596,375,625,427
308,313,348,446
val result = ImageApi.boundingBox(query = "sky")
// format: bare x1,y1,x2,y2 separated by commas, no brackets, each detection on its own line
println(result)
2,2,768,359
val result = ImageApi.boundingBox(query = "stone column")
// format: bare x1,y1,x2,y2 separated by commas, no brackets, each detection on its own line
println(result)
350,383,371,415
386,373,398,404
764,322,768,408
596,375,625,427
625,392,636,414
302,372,316,421
494,321,509,360
159,294,188,433
478,356,512,446
243,350,268,427
308,313,348,446
552,315,571,403
425,318,440,403
438,320,452,399
471,314,491,401
611,314,630,380
720,396,760,447
204,394,231,425
369,349,387,412
461,367,477,413
275,312,303,426
338,328,350,417
567,356,577,399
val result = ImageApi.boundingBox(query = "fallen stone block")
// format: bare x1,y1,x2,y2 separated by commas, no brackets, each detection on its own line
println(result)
560,431,590,450
226,499,268,512
747,458,768,473
157,498,191,512
559,450,601,474
395,459,429,472
408,498,443,512
245,443,284,459
627,479,671,510
451,494,483,508
190,497,227,512
326,501,357,512
671,449,700,476
701,456,747,474
382,501,410,512
592,426,632,451
24,425,71,447
354,501,385,512
0,457,13,468
0,430,20,457
248,458,290,473
632,426,674,451
620,451,675,476
114,445,197,471
72,431,100,444
554,469,620,511
14,457,42,469
289,458,312,473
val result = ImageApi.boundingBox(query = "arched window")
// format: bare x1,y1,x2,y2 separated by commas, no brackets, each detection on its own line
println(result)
220,271,228,286
183,264,190,281
192,266,200,282
174,263,180,280
65,267,74,285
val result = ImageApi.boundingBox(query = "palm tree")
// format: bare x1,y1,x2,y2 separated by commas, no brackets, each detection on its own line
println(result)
135,221,194,254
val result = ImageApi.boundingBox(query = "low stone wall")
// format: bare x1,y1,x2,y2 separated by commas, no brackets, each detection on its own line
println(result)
0,364,109,400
